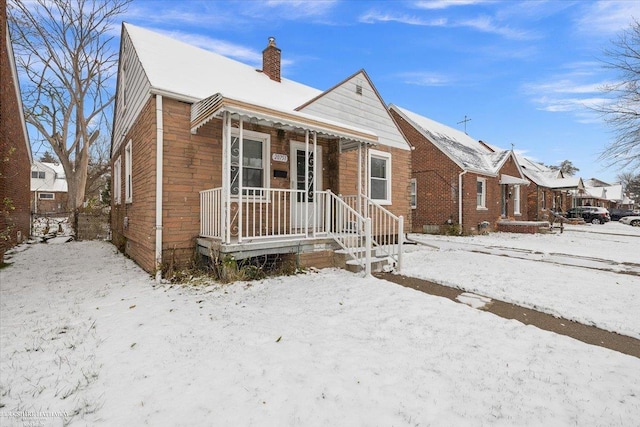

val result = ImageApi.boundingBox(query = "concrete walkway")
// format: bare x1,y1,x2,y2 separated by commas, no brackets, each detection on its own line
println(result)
375,272,640,359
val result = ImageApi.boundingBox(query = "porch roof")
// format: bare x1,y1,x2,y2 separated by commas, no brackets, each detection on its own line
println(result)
191,93,379,145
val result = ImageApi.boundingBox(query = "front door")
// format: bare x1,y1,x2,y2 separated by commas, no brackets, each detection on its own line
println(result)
290,142,323,230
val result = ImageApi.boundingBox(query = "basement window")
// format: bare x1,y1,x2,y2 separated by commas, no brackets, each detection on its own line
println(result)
38,193,54,200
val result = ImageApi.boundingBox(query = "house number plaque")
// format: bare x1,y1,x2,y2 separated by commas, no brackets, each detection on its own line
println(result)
272,153,288,163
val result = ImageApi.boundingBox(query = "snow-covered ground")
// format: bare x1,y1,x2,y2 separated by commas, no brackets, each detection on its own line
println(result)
404,222,640,339
1,224,639,426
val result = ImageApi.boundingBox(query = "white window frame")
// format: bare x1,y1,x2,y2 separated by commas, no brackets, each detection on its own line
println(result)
513,185,521,215
410,178,417,209
476,178,487,209
38,192,54,200
114,156,122,205
369,149,392,205
31,171,46,179
230,128,271,198
125,140,132,203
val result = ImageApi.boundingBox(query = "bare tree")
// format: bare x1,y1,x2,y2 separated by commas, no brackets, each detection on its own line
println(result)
597,18,640,172
547,160,580,176
8,0,130,231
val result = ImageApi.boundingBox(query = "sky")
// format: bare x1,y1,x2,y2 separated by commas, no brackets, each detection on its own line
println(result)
113,0,640,184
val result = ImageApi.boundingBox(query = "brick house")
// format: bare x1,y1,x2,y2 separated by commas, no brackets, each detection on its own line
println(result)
1,7,32,261
110,24,411,278
517,155,584,220
30,161,69,214
389,105,529,234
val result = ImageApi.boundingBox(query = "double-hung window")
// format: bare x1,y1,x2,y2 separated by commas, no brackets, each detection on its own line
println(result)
230,129,270,197
369,149,391,205
410,178,417,209
476,178,486,209
125,140,132,203
114,157,122,205
513,185,521,215
31,171,45,179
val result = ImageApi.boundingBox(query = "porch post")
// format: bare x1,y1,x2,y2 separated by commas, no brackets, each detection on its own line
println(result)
304,130,309,238
238,118,244,243
357,142,362,215
223,111,231,244
364,144,369,219
312,131,317,237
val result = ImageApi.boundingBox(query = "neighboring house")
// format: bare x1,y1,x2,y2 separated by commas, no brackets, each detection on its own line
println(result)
1,9,32,261
30,161,69,214
517,155,584,220
389,105,528,234
578,182,625,209
110,24,412,277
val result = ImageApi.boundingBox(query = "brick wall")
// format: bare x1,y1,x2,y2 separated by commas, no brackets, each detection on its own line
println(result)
30,191,69,214
1,7,32,260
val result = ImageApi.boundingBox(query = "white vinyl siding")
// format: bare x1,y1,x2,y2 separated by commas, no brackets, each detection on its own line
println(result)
477,178,486,209
114,157,122,205
369,149,391,205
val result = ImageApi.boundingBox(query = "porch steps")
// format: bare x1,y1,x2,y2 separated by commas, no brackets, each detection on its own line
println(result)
334,247,392,274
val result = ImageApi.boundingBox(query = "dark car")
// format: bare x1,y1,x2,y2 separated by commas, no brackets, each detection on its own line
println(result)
565,206,611,224
609,208,638,221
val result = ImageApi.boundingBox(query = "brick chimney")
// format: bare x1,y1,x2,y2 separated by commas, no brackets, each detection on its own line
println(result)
262,37,281,82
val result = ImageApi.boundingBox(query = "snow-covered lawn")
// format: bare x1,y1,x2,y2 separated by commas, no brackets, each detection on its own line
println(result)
404,222,640,339
1,229,639,426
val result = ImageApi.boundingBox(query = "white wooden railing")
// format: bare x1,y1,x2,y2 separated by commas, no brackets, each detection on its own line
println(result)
200,187,403,274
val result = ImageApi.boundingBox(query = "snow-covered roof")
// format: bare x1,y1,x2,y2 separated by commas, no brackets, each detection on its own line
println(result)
31,161,68,192
516,155,582,190
124,23,321,109
581,184,624,202
390,104,511,175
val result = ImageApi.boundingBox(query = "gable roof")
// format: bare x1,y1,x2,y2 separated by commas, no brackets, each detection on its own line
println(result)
31,161,68,192
389,104,513,176
516,154,583,190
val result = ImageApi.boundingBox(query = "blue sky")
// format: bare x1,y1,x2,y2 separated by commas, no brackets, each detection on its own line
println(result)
119,0,640,183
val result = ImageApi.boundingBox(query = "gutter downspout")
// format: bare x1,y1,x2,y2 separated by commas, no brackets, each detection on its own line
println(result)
155,95,164,283
458,170,467,235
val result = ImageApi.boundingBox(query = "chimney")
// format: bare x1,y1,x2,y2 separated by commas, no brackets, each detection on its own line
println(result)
262,37,281,82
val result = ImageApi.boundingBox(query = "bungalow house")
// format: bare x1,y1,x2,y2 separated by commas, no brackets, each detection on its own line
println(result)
389,105,528,235
30,161,69,214
516,155,584,221
578,181,626,209
110,24,412,278
1,10,32,261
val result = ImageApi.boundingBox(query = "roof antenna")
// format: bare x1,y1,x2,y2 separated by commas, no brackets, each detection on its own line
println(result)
457,115,471,134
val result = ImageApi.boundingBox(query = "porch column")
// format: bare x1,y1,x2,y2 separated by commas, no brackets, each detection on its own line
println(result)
357,142,362,215
223,111,231,244
312,131,317,237
238,118,244,243
304,130,309,238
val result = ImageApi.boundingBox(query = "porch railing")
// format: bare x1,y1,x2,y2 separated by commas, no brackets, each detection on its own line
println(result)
200,187,403,274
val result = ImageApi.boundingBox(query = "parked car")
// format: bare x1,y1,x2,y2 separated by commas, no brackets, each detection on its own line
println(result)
609,208,637,221
565,206,611,224
619,215,640,227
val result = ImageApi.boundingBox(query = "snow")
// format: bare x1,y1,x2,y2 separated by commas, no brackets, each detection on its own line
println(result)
1,225,639,426
405,222,640,339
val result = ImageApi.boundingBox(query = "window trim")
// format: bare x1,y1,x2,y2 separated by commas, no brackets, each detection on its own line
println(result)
38,192,55,200
114,156,122,205
125,140,132,203
410,178,417,209
368,149,392,205
230,128,271,199
513,185,521,215
476,177,487,210
31,171,46,179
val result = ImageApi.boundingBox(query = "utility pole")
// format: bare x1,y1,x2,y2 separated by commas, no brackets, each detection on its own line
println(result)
457,115,472,134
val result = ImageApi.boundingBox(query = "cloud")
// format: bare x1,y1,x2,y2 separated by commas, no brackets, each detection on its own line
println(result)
576,1,640,35
397,71,452,86
359,10,447,26
413,0,495,10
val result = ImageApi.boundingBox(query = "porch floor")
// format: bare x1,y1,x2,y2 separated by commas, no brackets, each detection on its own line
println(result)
196,235,340,261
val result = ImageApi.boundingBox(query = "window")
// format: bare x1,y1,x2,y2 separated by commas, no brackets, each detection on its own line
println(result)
541,190,546,210
31,171,45,179
513,185,521,215
410,178,417,209
114,156,122,205
230,129,270,196
369,149,392,205
38,193,54,200
125,140,132,203
476,178,486,209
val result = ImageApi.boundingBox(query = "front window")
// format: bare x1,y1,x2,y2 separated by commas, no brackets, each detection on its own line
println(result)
114,157,122,205
369,149,391,205
513,185,520,215
477,178,486,209
230,129,270,196
542,190,546,210
410,178,417,209
31,171,45,179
